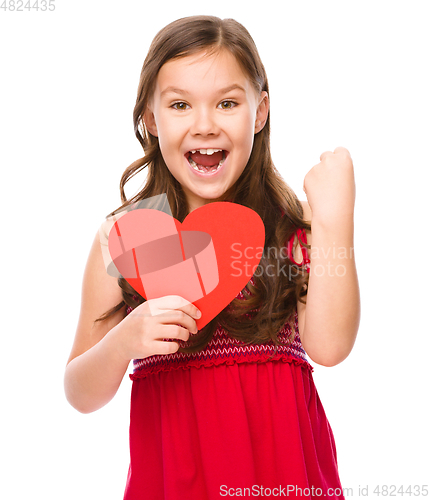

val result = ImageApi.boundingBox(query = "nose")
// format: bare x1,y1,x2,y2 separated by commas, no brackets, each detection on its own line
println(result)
190,107,220,137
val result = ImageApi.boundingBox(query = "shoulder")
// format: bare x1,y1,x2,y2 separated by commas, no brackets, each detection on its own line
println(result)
301,200,312,219
301,200,312,244
295,200,311,339
67,230,124,365
291,201,312,262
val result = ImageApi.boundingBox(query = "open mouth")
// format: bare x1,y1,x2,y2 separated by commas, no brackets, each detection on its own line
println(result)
186,149,227,175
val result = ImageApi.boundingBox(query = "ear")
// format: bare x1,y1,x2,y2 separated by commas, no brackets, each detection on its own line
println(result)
143,106,158,137
254,91,269,134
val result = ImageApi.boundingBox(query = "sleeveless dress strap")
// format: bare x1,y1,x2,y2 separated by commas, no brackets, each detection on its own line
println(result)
287,228,310,273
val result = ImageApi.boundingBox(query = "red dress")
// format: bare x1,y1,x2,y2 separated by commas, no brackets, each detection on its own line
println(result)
123,228,344,500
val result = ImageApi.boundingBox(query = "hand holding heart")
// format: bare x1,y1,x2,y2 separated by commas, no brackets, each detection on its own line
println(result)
303,147,355,225
111,295,201,361
107,202,265,330
105,201,265,361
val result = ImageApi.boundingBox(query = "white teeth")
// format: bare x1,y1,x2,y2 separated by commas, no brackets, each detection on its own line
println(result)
189,148,222,155
188,156,206,172
188,154,225,173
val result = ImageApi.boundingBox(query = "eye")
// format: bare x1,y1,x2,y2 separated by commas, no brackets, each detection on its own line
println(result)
171,102,190,111
218,100,237,110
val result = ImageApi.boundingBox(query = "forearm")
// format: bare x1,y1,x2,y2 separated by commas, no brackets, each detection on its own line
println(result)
302,214,360,366
64,326,131,414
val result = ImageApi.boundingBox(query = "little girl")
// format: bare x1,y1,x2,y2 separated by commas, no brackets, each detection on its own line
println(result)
65,15,360,500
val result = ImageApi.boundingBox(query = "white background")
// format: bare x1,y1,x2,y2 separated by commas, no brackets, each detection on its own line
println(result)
1,0,429,498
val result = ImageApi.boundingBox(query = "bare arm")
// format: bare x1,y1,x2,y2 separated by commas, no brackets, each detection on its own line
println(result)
296,203,360,367
64,232,201,414
64,233,131,413
296,147,360,367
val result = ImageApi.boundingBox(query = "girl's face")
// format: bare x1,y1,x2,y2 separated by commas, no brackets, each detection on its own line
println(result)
144,49,269,212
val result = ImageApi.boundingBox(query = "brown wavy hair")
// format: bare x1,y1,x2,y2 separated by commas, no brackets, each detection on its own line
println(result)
98,15,311,353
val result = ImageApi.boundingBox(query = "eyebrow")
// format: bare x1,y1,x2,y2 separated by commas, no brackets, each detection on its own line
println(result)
160,84,247,98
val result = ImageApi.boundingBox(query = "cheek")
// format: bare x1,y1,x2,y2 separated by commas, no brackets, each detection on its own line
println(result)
233,126,255,158
232,110,256,148
157,120,182,157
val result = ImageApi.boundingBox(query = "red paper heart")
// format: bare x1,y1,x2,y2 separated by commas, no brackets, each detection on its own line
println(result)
108,202,265,329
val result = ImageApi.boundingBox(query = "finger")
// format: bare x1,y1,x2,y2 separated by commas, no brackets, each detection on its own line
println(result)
156,309,198,334
333,146,351,157
158,324,192,343
319,150,332,162
152,338,181,355
149,295,201,320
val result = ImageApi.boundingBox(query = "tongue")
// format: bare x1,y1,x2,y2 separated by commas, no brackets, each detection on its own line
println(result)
190,150,223,167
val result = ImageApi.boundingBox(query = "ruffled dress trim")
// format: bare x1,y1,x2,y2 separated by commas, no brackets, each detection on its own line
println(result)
130,350,313,380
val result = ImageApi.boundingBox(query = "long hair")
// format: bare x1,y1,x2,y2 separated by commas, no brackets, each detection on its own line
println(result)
98,15,311,353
